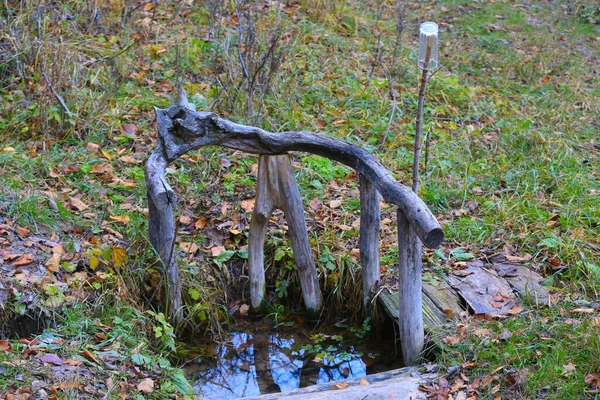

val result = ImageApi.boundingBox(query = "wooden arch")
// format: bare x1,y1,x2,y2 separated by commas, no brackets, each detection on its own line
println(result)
145,90,443,365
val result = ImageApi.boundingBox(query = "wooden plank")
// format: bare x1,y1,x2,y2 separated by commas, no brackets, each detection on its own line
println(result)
396,209,423,365
242,367,427,400
492,262,550,305
446,263,517,315
422,281,463,318
359,175,380,309
378,288,451,333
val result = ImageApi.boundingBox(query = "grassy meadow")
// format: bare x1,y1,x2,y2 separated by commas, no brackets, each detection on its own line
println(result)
0,0,599,398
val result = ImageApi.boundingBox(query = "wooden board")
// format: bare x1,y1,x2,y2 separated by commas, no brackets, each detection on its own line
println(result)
378,288,452,333
492,262,550,305
242,367,428,399
446,263,517,315
422,281,463,318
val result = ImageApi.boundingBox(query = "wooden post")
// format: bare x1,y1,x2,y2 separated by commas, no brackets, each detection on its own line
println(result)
359,175,380,309
248,155,323,317
247,169,274,310
397,208,423,365
146,147,182,322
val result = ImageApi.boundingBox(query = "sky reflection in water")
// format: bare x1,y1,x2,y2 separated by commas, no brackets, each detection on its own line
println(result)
190,331,367,399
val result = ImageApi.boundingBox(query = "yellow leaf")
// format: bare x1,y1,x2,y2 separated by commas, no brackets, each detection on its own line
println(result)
100,149,113,160
194,218,208,229
46,253,61,272
112,247,127,267
89,255,99,270
109,215,130,225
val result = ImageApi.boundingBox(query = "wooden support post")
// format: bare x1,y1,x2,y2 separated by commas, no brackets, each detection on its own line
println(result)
397,208,423,366
359,175,380,309
248,155,323,317
248,199,272,311
146,148,182,322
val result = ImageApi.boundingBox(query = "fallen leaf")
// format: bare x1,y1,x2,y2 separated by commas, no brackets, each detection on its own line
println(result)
506,305,524,315
474,328,492,337
15,225,30,237
137,378,154,393
45,253,61,272
211,246,226,257
585,373,600,389
0,340,12,352
482,375,497,387
179,215,192,224
239,304,249,316
592,317,600,327
100,149,113,160
40,354,64,366
329,200,342,209
195,218,208,229
91,163,114,174
109,215,130,225
179,242,199,254
359,378,370,386
70,197,89,211
455,391,467,400
570,308,594,314
86,142,100,151
112,247,127,267
443,335,463,345
81,350,101,365
241,198,256,212
13,254,34,267
331,382,349,390
562,363,576,376
64,359,84,366
52,245,65,255
505,254,531,262
118,155,141,164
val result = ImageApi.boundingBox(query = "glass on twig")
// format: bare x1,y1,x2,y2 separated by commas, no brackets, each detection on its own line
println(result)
418,22,439,70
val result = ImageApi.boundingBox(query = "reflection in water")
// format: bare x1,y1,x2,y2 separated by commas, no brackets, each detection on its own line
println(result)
189,330,369,399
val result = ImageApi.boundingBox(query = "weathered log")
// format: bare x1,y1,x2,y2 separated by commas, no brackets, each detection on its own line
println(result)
248,155,323,316
154,105,443,249
359,175,380,309
397,208,424,366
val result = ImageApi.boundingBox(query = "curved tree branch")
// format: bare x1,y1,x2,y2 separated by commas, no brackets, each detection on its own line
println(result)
154,104,443,249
